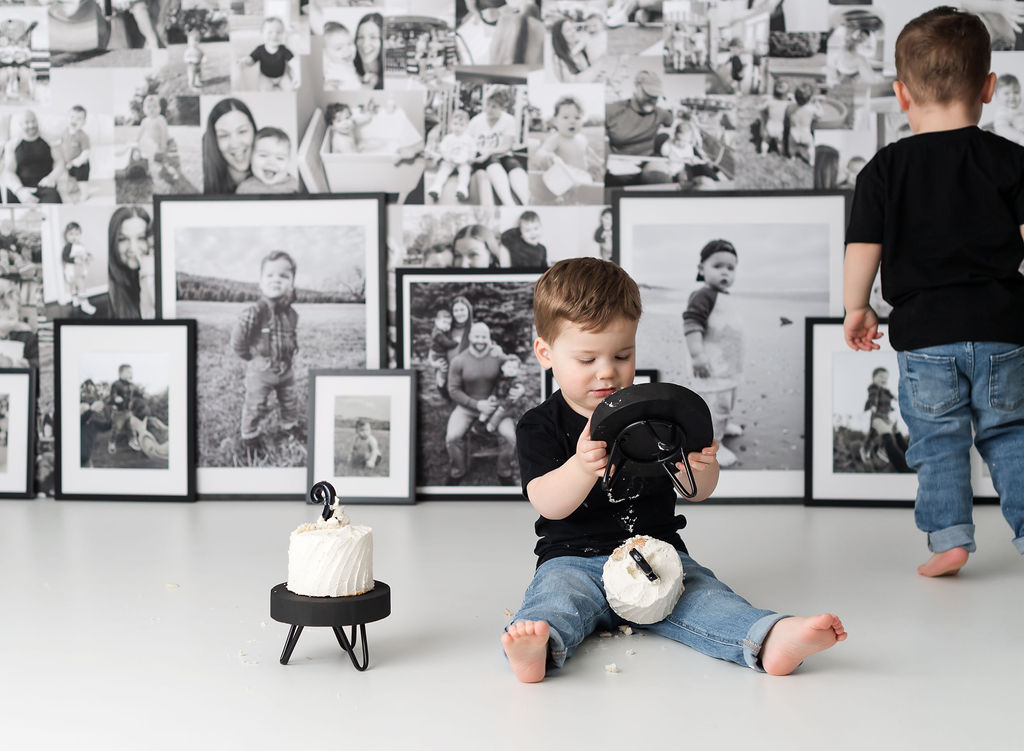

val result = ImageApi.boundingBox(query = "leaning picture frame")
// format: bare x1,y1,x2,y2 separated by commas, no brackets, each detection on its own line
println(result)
615,190,848,501
804,317,997,506
395,268,542,499
307,369,416,504
54,320,197,502
154,194,386,499
0,368,36,499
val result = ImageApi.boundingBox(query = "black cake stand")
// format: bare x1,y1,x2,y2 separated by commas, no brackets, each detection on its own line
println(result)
270,581,391,670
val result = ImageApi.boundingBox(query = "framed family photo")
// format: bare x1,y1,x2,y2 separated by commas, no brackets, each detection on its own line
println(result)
396,268,542,499
805,318,997,506
54,320,196,502
0,368,36,499
307,370,416,505
616,191,848,500
155,194,386,499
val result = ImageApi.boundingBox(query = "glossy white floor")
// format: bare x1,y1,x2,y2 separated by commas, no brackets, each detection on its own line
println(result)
3,497,1021,750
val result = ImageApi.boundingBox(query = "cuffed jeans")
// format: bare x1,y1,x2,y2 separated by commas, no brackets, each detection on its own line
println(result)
509,552,786,672
897,341,1024,554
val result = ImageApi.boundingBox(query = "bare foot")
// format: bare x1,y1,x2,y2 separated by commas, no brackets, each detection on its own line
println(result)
917,547,969,577
760,614,847,676
501,620,549,683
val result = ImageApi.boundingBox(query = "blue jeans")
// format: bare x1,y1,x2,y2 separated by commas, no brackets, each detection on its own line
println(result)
510,553,785,672
897,341,1024,554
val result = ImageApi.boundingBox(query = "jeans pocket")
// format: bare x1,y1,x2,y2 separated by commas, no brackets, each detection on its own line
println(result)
989,345,1024,412
902,352,960,414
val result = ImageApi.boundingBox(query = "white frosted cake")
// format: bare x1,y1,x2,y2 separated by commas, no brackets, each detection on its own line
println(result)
286,504,374,598
602,536,684,624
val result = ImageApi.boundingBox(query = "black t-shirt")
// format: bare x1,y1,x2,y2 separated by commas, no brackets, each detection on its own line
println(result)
250,44,294,78
516,391,687,567
845,125,1024,351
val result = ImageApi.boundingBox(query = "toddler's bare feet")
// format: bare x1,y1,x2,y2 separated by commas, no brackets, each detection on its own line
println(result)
502,620,549,683
917,547,969,577
760,613,846,676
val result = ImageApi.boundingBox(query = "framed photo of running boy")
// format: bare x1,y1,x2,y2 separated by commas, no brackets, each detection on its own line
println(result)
395,268,542,499
307,369,416,504
615,190,848,501
54,320,197,502
0,368,36,499
154,194,386,499
804,318,996,506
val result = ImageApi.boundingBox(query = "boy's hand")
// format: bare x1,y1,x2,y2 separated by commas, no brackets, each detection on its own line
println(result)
575,418,608,478
679,440,719,473
691,353,711,378
843,306,882,350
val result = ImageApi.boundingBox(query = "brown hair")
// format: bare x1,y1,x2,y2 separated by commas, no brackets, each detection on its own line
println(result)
895,6,990,105
533,258,642,342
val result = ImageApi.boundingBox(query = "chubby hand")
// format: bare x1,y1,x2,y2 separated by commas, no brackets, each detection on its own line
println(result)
843,306,882,351
575,418,608,478
691,354,711,379
678,440,719,474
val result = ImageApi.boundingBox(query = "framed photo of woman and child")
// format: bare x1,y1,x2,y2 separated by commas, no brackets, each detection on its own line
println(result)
615,191,848,501
155,194,386,499
805,318,997,506
54,320,196,502
307,369,416,505
0,368,36,499
395,268,542,499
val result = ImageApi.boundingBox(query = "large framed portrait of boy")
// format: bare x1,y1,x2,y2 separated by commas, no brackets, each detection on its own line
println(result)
155,194,386,499
54,320,197,502
805,318,997,505
0,368,36,499
616,191,847,500
395,268,542,499
307,369,416,504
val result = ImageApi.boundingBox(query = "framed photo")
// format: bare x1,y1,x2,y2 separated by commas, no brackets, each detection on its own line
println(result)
307,370,416,504
396,268,542,499
155,194,385,498
54,320,197,502
543,368,658,400
805,318,997,506
616,191,847,500
0,368,36,499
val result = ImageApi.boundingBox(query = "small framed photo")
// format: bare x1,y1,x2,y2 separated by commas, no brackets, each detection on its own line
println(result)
155,194,386,498
396,268,542,498
617,190,847,500
0,368,36,499
307,370,416,504
54,320,197,502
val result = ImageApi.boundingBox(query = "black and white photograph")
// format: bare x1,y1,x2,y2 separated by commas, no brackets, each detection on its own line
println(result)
617,191,847,499
981,50,1024,146
0,5,51,106
0,207,43,371
0,367,35,498
156,194,385,498
47,0,162,69
542,0,608,83
54,319,195,501
379,2,458,91
297,88,424,201
307,368,416,504
310,6,384,88
396,268,541,498
453,0,544,70
40,204,157,320
227,12,309,92
200,92,300,195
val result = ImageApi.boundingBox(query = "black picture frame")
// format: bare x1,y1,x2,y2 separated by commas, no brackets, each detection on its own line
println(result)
54,319,197,502
0,368,36,499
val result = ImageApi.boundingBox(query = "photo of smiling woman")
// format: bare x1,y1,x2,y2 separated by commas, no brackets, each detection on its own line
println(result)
202,98,257,194
106,205,155,320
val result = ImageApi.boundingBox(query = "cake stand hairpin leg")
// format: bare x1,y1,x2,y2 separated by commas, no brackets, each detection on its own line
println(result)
333,624,370,671
279,624,305,665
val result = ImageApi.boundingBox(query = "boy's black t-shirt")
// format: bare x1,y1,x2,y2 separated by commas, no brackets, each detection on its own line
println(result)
516,390,687,567
845,125,1024,351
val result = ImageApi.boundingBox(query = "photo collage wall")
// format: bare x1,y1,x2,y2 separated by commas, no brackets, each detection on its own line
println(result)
0,0,1016,500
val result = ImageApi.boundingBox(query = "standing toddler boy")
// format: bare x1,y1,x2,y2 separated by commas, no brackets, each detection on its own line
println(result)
844,6,1024,576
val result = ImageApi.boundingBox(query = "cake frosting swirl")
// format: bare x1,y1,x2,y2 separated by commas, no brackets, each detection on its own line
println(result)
286,505,374,597
602,535,684,624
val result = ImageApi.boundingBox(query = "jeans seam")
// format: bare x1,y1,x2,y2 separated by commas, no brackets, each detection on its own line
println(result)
664,615,744,649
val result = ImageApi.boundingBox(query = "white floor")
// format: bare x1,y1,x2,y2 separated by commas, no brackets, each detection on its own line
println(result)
2,497,1021,750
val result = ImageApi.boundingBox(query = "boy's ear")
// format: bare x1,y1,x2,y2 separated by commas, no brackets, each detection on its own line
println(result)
533,336,553,369
892,80,912,111
980,71,997,104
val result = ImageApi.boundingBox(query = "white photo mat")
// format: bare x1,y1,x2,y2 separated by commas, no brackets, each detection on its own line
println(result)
0,369,34,497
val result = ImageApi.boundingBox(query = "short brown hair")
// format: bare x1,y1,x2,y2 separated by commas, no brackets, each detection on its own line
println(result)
895,6,990,105
533,258,642,342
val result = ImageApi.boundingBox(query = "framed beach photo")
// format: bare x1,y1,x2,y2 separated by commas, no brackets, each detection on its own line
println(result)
155,194,386,499
0,368,36,499
805,318,997,506
307,370,416,504
616,191,848,501
395,268,542,499
54,320,196,502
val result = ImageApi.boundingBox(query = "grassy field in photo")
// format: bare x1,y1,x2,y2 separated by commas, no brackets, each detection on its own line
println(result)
334,422,391,477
